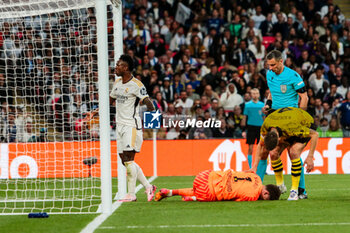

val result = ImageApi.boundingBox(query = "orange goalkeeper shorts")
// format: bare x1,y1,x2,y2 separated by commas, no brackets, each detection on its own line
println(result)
193,170,216,201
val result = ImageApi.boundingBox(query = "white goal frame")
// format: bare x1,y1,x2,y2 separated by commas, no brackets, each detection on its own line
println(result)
0,0,126,215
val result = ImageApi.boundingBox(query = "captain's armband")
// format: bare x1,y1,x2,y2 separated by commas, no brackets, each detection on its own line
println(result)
296,87,306,93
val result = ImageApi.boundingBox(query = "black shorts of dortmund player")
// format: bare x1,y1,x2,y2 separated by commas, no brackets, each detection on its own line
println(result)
285,136,311,145
246,125,261,145
266,108,317,146
284,123,317,145
266,108,276,116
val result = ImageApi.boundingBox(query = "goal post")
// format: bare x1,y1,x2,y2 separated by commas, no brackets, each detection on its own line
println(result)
95,0,112,214
112,0,127,201
0,0,123,214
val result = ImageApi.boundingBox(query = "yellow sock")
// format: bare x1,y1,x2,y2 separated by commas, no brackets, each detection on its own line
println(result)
291,158,302,191
271,158,284,186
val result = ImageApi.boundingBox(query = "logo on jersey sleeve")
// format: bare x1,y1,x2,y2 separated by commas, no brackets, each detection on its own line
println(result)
143,110,161,129
280,85,287,93
140,87,147,96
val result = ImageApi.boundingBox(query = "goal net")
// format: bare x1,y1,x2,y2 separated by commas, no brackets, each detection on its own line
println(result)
0,0,116,214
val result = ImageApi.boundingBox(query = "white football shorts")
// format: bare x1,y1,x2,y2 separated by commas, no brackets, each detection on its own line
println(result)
116,123,143,154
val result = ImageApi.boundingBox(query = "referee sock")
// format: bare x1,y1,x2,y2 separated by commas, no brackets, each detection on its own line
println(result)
134,163,151,189
291,158,302,191
172,188,194,197
298,158,306,191
247,155,252,168
256,160,267,182
125,161,137,196
271,158,284,186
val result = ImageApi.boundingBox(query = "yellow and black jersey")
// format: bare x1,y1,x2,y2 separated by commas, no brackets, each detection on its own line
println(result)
260,107,314,142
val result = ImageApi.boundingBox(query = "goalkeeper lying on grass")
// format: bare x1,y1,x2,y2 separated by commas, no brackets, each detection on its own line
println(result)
155,169,281,202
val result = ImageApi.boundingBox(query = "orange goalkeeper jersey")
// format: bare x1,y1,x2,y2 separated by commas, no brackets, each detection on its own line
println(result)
208,170,262,201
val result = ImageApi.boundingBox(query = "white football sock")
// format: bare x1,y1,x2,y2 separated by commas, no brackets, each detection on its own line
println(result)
125,161,137,196
134,163,151,189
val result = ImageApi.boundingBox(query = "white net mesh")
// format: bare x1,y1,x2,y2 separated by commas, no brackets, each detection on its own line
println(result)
0,0,95,19
0,0,115,214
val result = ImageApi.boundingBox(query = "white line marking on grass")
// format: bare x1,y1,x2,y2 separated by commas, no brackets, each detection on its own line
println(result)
80,176,157,233
99,222,350,230
98,226,115,229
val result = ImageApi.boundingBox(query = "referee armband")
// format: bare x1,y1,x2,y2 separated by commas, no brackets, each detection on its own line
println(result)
296,87,306,93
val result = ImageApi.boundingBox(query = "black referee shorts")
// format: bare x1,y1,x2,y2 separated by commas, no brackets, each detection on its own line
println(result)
246,125,261,145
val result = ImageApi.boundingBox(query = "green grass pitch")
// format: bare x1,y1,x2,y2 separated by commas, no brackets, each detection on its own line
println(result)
0,174,349,233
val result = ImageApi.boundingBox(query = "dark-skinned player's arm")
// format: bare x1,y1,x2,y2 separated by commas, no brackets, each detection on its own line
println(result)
141,97,155,112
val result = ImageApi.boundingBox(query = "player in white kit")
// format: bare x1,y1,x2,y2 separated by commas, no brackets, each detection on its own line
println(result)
110,54,157,202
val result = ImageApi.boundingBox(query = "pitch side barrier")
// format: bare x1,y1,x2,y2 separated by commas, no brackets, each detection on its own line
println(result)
1,138,349,179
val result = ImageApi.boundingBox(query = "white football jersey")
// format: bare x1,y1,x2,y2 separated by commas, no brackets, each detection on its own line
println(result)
110,77,149,129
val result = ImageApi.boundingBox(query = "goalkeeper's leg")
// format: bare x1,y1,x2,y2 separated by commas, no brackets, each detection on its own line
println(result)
192,170,216,201
154,188,194,201
155,169,215,202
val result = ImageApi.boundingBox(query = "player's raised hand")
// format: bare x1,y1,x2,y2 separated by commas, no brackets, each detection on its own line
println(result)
304,156,314,173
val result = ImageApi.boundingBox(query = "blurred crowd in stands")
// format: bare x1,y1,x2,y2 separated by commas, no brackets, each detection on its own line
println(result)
0,0,349,142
